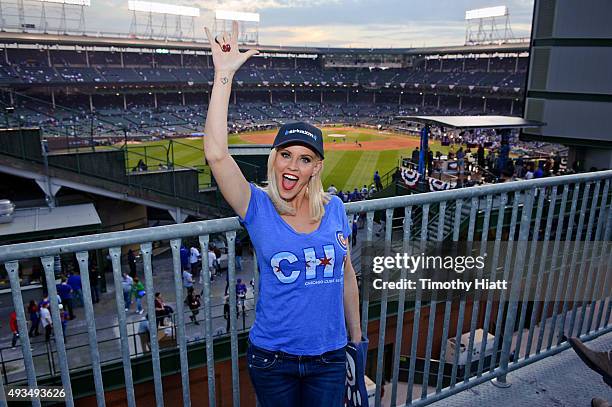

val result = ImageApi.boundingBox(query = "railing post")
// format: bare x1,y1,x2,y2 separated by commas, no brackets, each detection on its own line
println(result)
5,259,40,405
0,349,7,385
41,256,75,406
493,189,534,387
141,241,165,407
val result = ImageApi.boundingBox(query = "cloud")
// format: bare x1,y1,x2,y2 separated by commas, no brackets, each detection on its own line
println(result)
258,22,470,48
185,0,339,13
71,0,534,47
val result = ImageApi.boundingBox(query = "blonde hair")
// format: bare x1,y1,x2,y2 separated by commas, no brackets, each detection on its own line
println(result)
264,148,330,222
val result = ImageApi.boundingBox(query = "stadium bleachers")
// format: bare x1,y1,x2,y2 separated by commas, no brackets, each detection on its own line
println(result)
0,48,527,89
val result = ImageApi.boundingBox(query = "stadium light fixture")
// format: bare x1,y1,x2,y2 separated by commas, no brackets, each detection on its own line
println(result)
465,6,507,20
215,10,260,23
37,0,91,5
128,0,200,17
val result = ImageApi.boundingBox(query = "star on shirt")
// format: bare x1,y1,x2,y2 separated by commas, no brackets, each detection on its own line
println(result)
318,256,332,267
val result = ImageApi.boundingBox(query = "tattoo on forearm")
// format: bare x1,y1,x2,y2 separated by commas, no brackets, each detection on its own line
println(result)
220,77,228,85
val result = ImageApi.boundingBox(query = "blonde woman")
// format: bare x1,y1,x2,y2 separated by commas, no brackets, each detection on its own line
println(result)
204,22,362,406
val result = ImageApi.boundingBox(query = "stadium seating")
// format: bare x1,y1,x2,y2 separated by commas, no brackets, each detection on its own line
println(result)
0,48,527,90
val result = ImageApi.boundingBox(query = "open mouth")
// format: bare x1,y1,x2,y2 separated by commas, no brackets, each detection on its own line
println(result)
281,173,299,191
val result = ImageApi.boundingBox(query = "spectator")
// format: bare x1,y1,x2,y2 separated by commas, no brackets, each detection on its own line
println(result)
27,300,40,337
534,162,544,178
456,147,465,174
185,287,201,325
189,245,201,278
180,245,189,271
360,185,368,198
552,153,561,174
57,277,75,320
213,245,222,262
182,268,194,293
59,304,69,340
154,292,173,326
67,271,83,308
40,302,52,342
89,265,100,304
127,249,137,278
504,160,515,179
121,272,133,312
138,316,150,353
208,245,219,280
411,147,420,165
236,279,248,316
235,240,243,272
9,311,19,348
544,158,553,176
327,184,338,195
486,151,496,170
374,170,383,191
477,145,485,168
515,157,525,178
369,184,377,197
131,276,146,314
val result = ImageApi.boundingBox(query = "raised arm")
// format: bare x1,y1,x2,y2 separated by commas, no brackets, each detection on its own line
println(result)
204,21,259,219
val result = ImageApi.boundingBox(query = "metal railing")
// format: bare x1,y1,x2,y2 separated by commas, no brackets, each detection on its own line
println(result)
0,169,611,407
0,298,254,386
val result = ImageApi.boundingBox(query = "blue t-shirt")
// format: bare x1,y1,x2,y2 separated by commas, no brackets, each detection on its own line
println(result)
67,274,82,290
240,183,351,355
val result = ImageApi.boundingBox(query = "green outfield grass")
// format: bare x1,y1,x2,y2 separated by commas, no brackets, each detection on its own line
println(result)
120,127,454,192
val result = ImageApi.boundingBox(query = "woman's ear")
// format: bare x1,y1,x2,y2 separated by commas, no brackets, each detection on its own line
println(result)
312,160,323,177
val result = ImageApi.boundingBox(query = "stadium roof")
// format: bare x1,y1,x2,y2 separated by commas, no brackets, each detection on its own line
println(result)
397,115,545,129
0,31,529,56
0,203,101,237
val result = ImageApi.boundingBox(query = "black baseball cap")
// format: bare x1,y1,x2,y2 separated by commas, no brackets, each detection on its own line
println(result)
273,122,324,159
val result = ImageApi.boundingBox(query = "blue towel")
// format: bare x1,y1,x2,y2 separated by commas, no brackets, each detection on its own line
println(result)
345,337,369,407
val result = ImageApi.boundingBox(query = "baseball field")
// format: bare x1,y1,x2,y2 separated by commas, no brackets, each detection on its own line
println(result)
124,126,453,192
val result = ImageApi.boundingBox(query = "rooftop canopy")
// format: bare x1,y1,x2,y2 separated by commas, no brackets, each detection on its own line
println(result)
396,115,545,130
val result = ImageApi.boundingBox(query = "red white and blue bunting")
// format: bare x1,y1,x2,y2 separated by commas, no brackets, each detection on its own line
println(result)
429,178,452,192
400,167,457,191
401,168,420,187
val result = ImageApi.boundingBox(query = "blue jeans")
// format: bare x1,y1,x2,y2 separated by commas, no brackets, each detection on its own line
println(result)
135,297,142,313
123,289,131,310
247,340,346,407
73,289,83,307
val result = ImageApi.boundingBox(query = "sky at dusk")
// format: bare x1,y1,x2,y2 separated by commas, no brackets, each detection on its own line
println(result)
7,0,534,48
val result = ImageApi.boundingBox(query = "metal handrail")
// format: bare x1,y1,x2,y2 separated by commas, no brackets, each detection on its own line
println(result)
1,169,610,407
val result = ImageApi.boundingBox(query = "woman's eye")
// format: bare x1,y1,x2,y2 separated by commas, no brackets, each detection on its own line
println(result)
281,152,290,158
301,157,311,164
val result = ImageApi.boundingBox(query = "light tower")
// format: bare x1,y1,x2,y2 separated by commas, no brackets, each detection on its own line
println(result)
0,0,90,34
128,0,200,40
214,10,260,45
465,6,514,45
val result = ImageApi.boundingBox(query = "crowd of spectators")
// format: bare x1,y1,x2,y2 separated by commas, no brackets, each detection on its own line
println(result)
0,47,527,89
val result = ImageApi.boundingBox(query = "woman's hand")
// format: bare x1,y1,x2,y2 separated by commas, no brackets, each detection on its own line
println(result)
205,21,259,74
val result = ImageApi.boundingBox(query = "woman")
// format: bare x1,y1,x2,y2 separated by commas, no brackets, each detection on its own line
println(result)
154,292,173,327
204,22,361,406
